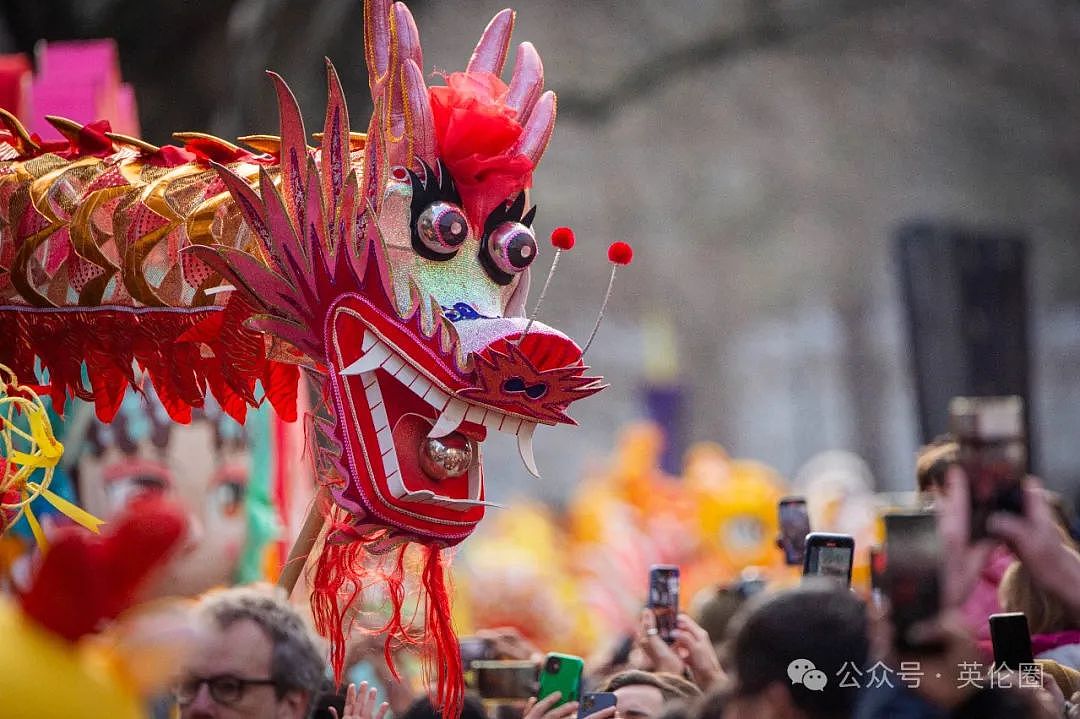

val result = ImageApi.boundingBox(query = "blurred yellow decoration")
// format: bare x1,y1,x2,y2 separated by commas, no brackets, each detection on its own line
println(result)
568,423,685,545
0,364,104,547
610,423,670,511
684,446,787,571
0,599,142,719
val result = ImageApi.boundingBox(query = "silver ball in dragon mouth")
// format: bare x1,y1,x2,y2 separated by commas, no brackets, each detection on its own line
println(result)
419,431,475,480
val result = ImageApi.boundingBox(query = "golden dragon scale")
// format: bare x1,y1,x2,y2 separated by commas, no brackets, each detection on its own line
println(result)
0,113,302,424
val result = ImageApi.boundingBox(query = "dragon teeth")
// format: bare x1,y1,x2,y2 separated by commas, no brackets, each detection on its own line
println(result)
341,341,391,375
429,399,468,438
517,422,540,478
346,330,539,479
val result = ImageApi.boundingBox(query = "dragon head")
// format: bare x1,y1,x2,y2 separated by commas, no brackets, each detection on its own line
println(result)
196,1,604,547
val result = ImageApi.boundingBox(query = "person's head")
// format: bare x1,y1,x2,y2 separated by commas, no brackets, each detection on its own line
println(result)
652,700,690,719
1000,554,1080,635
398,693,488,719
688,686,727,719
178,585,325,719
915,436,957,495
693,584,748,652
723,581,869,719
600,670,701,719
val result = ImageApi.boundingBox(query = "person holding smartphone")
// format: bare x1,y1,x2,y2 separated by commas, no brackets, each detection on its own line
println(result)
939,467,1080,623
637,609,724,691
920,441,1014,641
870,466,1080,718
986,475,1080,625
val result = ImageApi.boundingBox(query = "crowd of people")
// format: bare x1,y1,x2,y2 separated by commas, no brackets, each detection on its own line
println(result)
147,439,1080,719
2,382,1079,719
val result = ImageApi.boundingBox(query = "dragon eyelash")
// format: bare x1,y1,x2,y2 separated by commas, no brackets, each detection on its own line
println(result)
481,190,533,239
407,159,468,260
478,192,537,285
408,159,462,219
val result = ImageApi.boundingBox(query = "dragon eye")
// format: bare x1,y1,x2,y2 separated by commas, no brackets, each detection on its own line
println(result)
486,222,537,275
415,201,468,258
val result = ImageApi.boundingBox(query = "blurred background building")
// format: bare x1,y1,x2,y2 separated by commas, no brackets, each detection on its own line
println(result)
2,0,1078,504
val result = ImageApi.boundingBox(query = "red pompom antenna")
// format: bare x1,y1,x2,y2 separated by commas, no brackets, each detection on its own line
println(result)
607,241,633,265
582,241,635,355
518,226,578,345
551,227,576,251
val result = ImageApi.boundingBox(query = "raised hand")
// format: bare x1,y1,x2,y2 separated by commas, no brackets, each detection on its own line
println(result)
524,692,580,719
671,613,723,689
475,626,543,663
989,476,1080,621
330,681,390,719
637,608,684,676
938,467,997,609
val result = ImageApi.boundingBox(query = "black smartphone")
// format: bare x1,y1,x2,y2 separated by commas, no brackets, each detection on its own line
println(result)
884,512,942,653
868,545,885,606
989,612,1034,671
949,396,1027,540
869,546,885,591
778,496,811,566
578,692,617,719
472,660,539,700
459,636,494,668
647,565,679,644
802,533,854,587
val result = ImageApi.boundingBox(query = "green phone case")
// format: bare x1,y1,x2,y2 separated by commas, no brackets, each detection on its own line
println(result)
537,652,584,706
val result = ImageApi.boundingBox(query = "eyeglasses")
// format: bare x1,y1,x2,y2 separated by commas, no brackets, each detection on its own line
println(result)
174,675,278,706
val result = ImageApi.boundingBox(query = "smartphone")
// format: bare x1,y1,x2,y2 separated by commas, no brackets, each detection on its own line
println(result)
646,565,679,644
472,660,539,700
869,546,885,591
884,512,942,653
778,496,811,565
537,652,584,707
868,545,885,606
802,533,854,587
989,612,1034,671
459,636,494,668
578,692,617,719
949,396,1027,540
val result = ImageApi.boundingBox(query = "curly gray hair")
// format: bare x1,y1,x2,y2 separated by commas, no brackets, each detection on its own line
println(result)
196,585,326,710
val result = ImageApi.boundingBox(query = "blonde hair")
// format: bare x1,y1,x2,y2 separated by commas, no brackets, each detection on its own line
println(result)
915,438,957,493
999,548,1080,635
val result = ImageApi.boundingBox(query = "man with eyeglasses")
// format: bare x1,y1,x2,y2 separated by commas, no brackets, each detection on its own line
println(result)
175,585,326,719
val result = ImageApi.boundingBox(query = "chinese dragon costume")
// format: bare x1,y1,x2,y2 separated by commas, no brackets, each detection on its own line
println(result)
0,0,617,712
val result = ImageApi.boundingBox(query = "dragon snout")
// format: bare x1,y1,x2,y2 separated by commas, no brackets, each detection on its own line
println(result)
454,318,603,425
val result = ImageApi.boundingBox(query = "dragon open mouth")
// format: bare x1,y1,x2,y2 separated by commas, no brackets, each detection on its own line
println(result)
327,296,543,539
345,330,541,507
